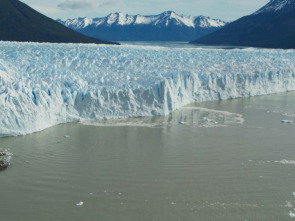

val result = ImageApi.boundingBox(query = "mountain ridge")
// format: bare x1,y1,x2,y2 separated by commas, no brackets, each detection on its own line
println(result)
58,11,227,42
191,0,295,49
0,0,116,44
254,0,295,14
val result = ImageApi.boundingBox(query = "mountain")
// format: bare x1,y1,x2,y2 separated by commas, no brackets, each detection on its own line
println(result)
0,0,116,44
191,0,295,49
58,11,227,42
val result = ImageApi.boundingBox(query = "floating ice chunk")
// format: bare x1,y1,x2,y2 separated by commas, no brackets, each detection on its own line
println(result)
285,201,293,208
281,120,293,124
275,160,295,165
178,121,185,125
0,150,13,171
293,192,295,196
76,201,84,206
289,211,295,218
64,135,70,138
0,159,10,170
201,117,218,125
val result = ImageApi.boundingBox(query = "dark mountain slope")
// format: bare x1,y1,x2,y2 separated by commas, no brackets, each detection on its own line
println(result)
0,0,116,44
191,0,295,49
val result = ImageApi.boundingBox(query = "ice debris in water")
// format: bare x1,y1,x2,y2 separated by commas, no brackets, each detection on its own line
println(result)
76,201,84,206
275,160,295,165
202,117,218,124
1,41,295,137
83,106,243,128
281,120,293,124
286,201,293,208
64,135,70,138
0,149,13,171
289,211,295,218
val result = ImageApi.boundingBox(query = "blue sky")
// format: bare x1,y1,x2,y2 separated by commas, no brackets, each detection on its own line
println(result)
22,0,270,21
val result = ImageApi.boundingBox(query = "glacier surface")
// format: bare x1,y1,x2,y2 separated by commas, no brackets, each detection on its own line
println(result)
0,41,295,136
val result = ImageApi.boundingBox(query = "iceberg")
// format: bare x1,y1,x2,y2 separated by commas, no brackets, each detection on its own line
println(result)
281,120,293,124
0,42,295,137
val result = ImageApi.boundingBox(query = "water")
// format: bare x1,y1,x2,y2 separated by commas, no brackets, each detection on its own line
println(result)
1,92,295,221
119,41,247,49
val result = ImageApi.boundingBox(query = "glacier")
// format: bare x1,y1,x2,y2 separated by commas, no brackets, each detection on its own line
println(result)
0,41,295,137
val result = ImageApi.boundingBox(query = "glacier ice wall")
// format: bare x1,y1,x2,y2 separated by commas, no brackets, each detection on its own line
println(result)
0,42,295,136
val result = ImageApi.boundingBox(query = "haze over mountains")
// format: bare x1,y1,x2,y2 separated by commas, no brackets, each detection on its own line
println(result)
0,0,115,44
191,0,295,49
58,12,227,42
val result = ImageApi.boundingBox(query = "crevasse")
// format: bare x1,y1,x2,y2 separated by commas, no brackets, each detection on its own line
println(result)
0,42,295,136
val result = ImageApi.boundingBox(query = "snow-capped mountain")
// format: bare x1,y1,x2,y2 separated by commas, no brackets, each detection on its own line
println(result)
254,0,295,14
60,11,225,29
58,11,227,41
192,0,295,49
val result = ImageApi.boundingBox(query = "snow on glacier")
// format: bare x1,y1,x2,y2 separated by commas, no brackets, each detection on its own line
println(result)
0,41,295,137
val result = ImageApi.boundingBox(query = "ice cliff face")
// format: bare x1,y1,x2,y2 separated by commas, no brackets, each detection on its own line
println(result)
0,42,295,136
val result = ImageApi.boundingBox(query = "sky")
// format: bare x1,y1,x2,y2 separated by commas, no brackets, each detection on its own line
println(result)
21,0,270,21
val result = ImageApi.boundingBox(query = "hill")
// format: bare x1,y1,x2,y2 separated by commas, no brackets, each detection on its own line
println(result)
191,0,295,49
0,0,116,44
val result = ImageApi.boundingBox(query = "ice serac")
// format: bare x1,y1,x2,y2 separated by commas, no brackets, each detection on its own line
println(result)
1,42,295,136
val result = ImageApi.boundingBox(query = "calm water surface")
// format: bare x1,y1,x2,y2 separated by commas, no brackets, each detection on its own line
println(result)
119,41,246,49
1,92,295,221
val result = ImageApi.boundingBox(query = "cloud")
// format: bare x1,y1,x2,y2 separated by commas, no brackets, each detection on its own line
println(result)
30,4,64,14
98,1,116,8
57,1,93,10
